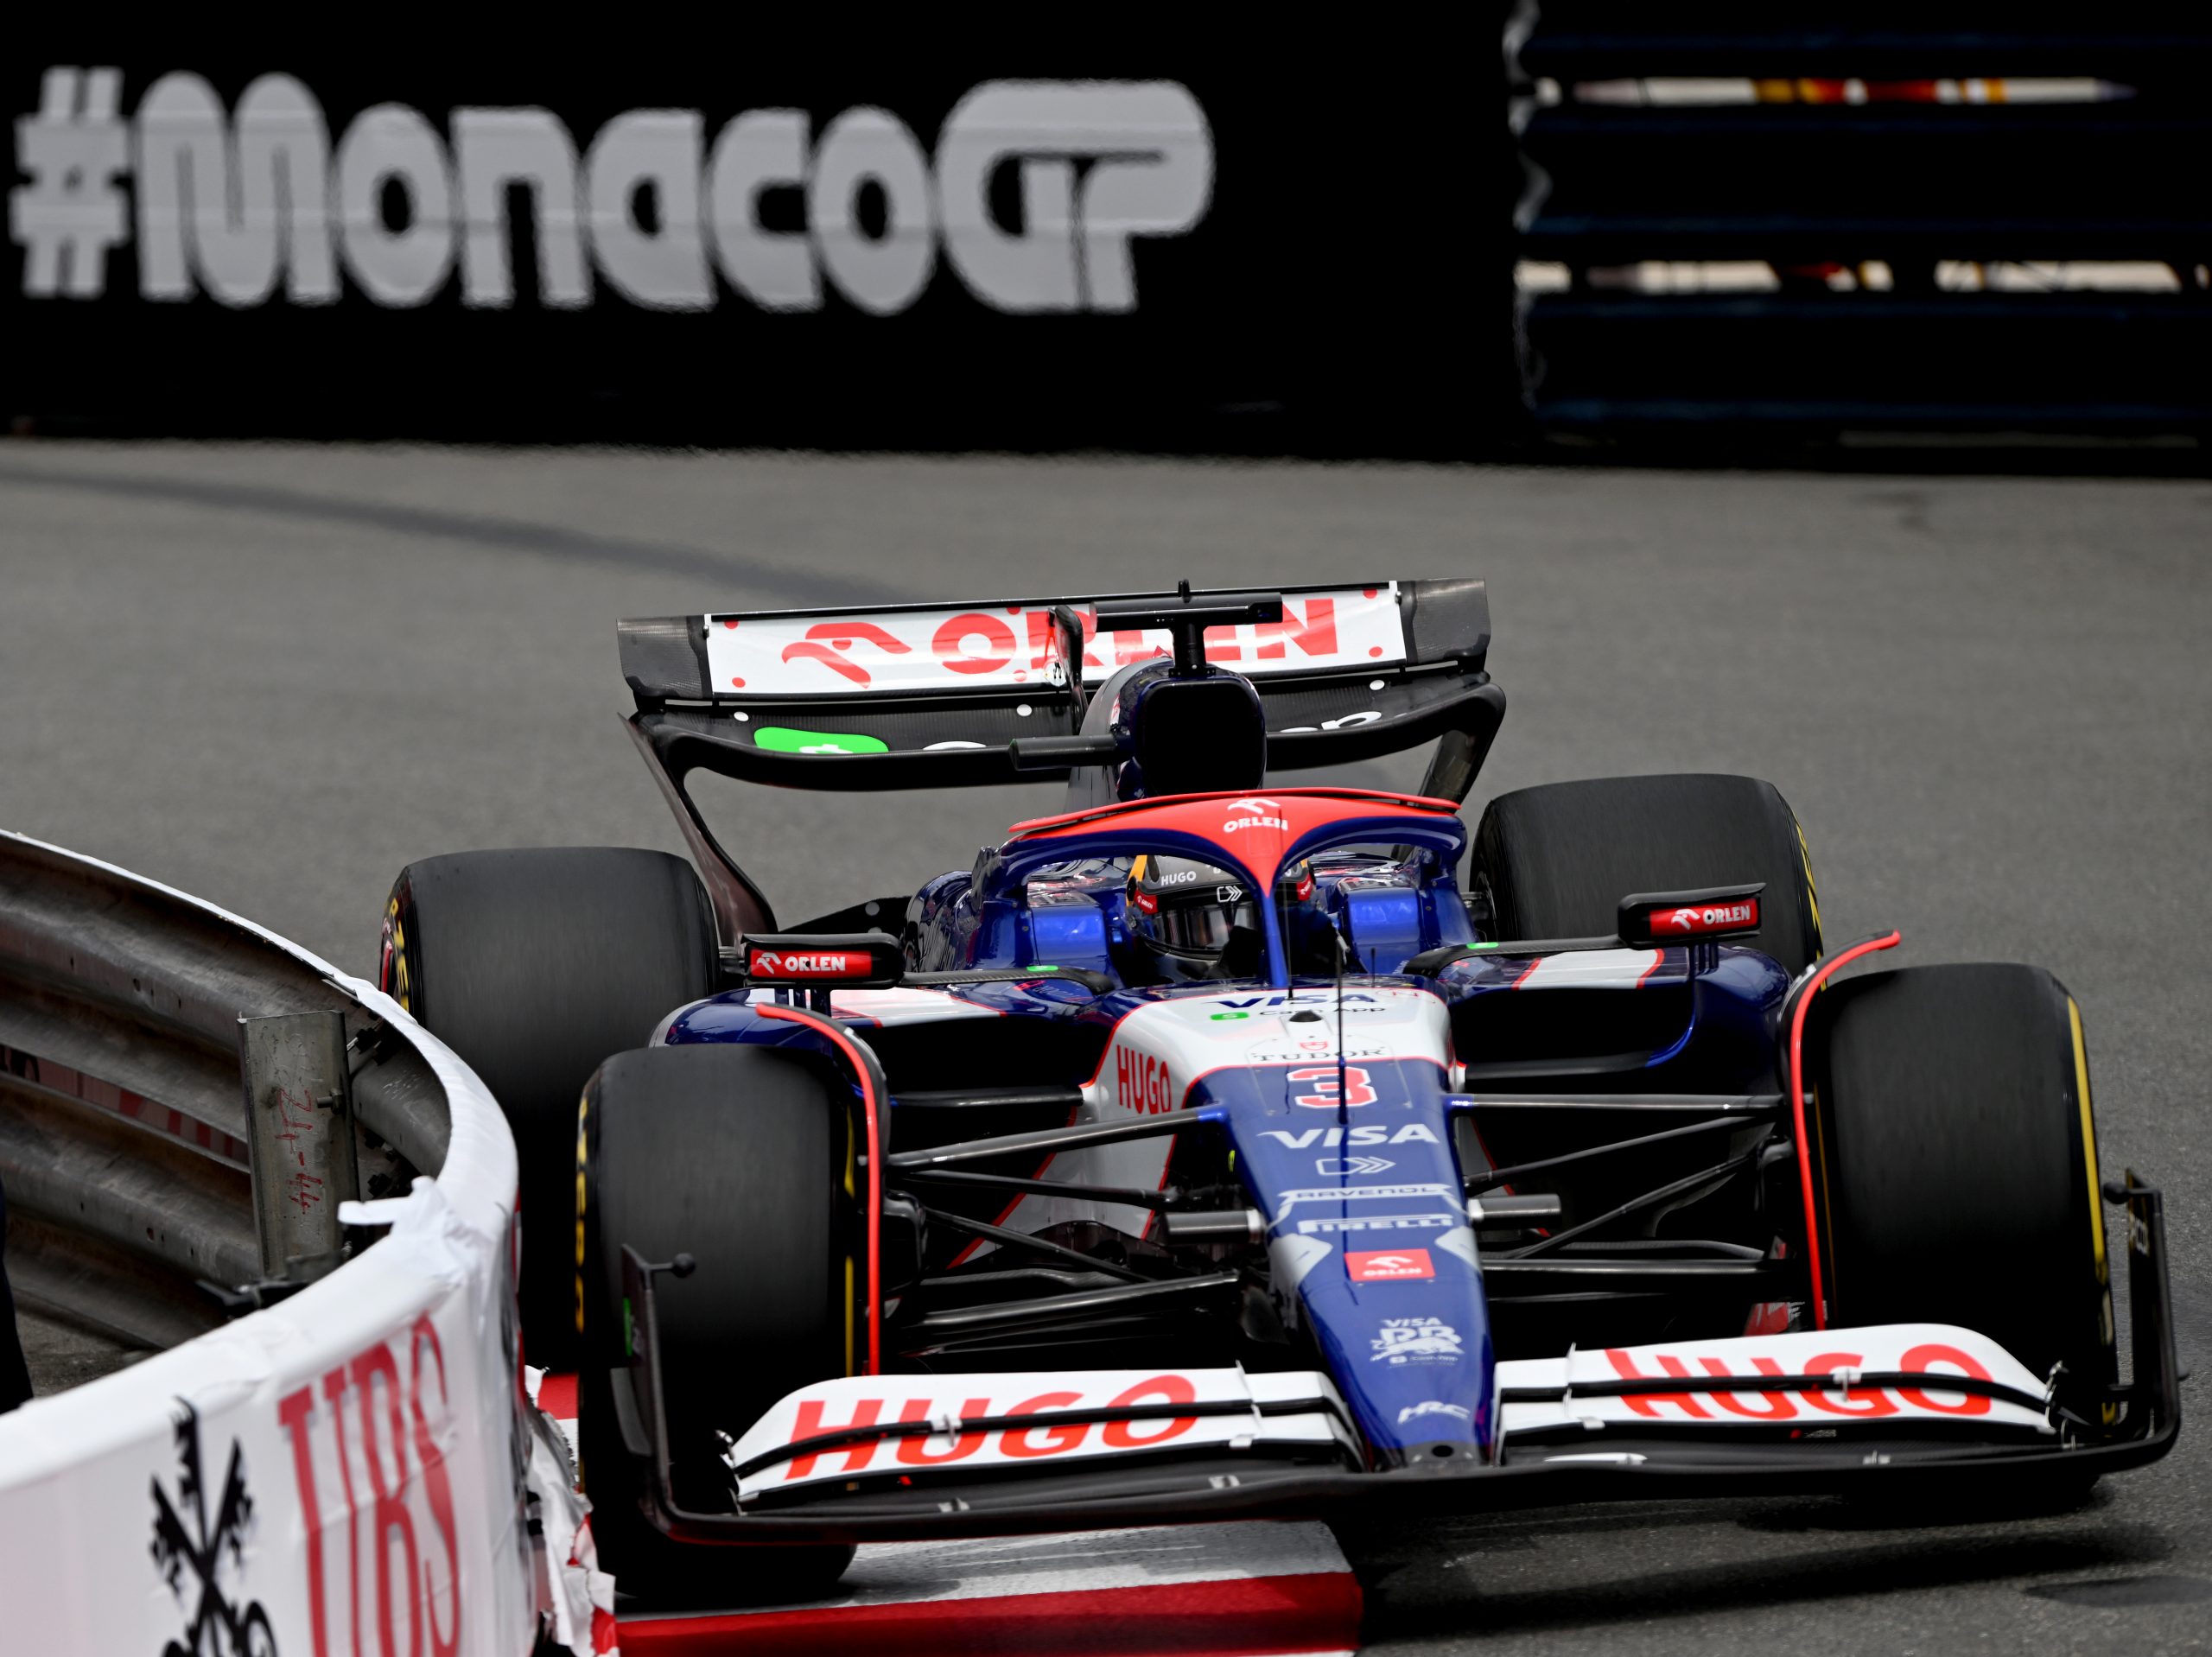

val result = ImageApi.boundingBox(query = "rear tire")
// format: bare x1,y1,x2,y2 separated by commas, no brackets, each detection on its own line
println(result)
379,847,718,1368
1474,773,1821,975
576,1044,858,1604
1809,963,2116,1416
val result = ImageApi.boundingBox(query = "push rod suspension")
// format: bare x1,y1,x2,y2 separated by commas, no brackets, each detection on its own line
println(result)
887,1108,1216,1171
1466,1114,1748,1192
919,1205,1156,1284
1456,1091,1784,1114
896,1166,1169,1210
1502,1144,1768,1260
904,1271,1240,1339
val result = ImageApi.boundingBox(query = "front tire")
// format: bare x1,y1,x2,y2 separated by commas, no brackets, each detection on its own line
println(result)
576,1044,858,1604
1808,963,2116,1417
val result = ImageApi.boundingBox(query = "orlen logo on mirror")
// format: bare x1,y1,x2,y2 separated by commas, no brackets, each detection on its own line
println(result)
1647,898,1759,936
749,950,868,979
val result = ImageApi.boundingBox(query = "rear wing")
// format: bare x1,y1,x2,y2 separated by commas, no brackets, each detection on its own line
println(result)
619,579,1500,791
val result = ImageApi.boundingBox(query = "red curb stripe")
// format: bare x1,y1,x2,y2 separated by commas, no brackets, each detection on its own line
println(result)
619,1569,1362,1657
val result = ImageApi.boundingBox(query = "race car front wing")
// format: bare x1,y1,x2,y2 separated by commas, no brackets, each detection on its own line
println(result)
598,1174,2180,1546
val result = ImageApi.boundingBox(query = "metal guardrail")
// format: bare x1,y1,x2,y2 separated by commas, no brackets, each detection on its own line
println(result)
0,832,451,1348
0,832,569,1655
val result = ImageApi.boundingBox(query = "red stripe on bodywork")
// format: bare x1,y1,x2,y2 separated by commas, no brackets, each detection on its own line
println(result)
620,1568,1363,1656
1008,784,1459,839
755,1004,885,1375
1787,931,1902,1330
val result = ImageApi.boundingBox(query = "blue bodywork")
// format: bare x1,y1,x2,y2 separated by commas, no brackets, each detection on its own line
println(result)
664,803,1790,1467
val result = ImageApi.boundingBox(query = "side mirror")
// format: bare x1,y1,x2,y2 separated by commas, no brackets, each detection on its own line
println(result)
1618,884,1766,947
733,930,905,989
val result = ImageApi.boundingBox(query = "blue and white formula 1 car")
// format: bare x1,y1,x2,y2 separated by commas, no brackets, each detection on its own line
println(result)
378,581,2178,1602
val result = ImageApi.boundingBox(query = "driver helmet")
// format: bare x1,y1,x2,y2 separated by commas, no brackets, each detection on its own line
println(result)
1124,854,1260,981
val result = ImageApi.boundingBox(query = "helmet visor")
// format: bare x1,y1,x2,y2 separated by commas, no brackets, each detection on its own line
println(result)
1155,886,1260,955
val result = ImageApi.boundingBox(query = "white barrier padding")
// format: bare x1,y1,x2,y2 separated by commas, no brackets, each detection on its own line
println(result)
0,835,573,1655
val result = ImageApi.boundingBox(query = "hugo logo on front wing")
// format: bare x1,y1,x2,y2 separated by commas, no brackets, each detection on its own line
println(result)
774,1375,1202,1481
1603,1342,1999,1421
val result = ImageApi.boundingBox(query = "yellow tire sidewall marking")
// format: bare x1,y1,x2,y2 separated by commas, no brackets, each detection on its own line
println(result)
2069,998,2115,1338
575,1088,590,1336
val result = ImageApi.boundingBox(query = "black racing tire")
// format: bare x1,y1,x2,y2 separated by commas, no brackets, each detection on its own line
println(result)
1474,773,1822,975
1809,963,2116,1416
378,848,718,1368
576,1044,858,1605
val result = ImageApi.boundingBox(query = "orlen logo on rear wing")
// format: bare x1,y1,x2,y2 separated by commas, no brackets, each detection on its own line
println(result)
703,585,1405,695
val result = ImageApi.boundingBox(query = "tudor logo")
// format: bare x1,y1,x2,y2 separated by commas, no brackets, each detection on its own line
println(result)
749,949,868,980
1647,898,1759,936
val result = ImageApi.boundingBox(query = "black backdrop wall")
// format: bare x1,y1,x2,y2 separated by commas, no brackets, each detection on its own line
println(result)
1,32,1519,454
7,16,2208,455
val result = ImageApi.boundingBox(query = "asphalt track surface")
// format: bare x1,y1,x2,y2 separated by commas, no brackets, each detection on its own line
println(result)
3,441,2208,1653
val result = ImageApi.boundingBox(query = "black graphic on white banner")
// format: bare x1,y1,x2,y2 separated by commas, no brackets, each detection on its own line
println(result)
149,1402,277,1657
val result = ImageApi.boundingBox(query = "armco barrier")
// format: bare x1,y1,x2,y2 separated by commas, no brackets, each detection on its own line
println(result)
0,831,588,1654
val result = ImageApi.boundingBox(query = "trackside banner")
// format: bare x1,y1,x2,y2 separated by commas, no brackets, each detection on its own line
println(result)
12,69,1210,317
0,41,1508,447
0,842,588,1654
